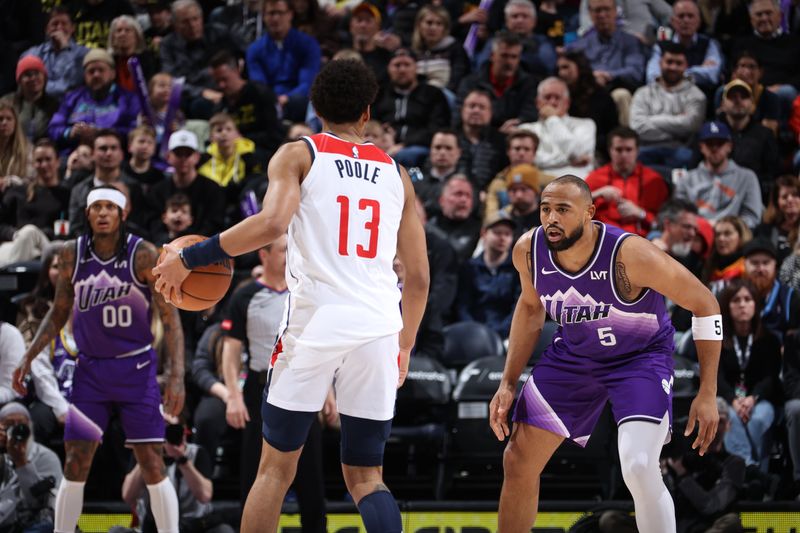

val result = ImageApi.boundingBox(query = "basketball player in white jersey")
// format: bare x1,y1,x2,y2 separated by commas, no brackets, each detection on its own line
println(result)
153,59,430,533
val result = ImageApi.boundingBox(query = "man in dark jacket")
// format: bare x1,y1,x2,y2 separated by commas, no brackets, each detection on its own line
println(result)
455,213,520,339
210,50,283,155
717,79,779,199
456,31,539,133
372,48,451,167
160,0,246,118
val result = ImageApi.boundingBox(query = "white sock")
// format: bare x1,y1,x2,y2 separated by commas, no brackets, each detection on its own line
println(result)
618,414,676,533
146,477,180,533
54,478,85,533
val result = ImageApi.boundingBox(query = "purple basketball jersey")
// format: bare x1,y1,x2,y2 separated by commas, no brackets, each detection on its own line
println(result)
71,234,154,358
532,222,675,365
512,223,676,445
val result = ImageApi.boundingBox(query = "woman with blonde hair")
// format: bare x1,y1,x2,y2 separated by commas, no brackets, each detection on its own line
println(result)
410,4,470,93
0,98,31,193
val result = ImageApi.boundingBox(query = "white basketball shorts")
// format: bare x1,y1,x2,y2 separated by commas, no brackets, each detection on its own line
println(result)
266,333,400,421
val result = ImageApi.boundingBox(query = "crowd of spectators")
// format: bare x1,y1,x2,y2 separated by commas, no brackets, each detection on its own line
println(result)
1,0,800,525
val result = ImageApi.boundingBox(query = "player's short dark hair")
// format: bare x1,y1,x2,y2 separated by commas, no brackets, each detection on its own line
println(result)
544,175,592,205
658,41,688,60
607,126,639,149
311,59,378,125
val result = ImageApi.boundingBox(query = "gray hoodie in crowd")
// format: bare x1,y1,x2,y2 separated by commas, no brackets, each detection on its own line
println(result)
674,159,763,228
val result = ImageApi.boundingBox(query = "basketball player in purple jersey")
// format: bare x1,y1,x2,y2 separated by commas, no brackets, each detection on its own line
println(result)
12,183,185,533
490,176,721,533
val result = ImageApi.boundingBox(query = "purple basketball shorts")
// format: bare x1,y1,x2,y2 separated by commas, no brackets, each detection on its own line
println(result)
65,349,165,443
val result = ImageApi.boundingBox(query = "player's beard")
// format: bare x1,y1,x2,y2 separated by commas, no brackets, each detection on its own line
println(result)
545,224,584,252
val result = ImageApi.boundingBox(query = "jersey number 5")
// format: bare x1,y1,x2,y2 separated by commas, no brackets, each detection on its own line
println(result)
336,195,380,259
597,326,617,347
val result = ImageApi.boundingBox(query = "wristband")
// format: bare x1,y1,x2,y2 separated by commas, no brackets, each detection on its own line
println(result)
176,455,188,465
181,234,231,269
691,314,723,341
177,248,190,269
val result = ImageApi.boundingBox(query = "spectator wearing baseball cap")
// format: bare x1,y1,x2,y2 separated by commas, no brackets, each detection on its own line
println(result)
145,129,226,238
499,163,543,242
348,2,395,83
21,7,89,100
674,121,763,228
456,212,521,339
456,210,520,339
47,46,141,154
3,55,58,141
717,78,779,198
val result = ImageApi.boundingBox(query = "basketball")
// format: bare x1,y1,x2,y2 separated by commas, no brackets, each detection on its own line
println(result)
158,234,234,311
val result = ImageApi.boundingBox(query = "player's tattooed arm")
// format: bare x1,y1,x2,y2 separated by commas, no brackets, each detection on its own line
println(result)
615,261,634,299
136,241,185,416
20,242,77,365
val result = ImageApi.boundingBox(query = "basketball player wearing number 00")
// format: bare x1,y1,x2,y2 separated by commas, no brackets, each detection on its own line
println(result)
153,59,430,533
13,184,185,533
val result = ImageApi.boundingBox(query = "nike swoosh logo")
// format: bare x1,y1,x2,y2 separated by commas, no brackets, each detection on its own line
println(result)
136,360,150,370
541,268,558,275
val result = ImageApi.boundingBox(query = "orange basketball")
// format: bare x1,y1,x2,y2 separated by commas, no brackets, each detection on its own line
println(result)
158,234,234,311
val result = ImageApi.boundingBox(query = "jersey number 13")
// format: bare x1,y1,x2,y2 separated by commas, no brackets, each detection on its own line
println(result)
336,195,380,259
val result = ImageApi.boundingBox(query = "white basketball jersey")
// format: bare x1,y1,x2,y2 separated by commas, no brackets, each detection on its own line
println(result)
281,133,405,366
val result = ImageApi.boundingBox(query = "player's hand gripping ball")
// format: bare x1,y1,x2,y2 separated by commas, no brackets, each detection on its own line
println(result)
157,234,233,311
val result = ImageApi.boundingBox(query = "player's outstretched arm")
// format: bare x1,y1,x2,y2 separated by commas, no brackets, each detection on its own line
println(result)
153,141,309,304
13,242,77,395
136,240,185,417
218,141,307,256
618,236,720,455
490,231,546,441
395,166,430,388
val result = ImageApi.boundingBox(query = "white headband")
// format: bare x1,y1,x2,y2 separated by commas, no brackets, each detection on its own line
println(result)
86,188,127,210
